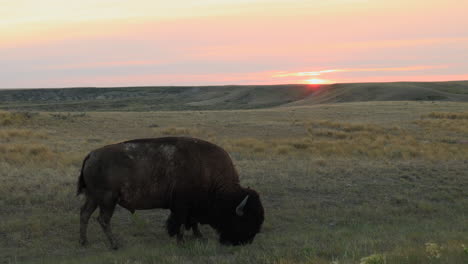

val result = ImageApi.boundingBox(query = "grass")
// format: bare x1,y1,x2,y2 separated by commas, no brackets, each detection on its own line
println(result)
0,143,56,164
158,126,202,136
220,118,468,160
0,129,48,141
424,111,468,120
415,111,468,136
0,111,37,125
0,101,467,263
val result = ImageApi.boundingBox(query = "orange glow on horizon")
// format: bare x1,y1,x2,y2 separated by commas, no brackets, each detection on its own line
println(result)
305,79,333,85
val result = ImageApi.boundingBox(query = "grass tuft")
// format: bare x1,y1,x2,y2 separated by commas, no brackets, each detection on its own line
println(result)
0,129,48,141
0,144,55,164
0,111,36,125
360,254,386,264
158,127,201,136
425,111,468,119
425,243,442,259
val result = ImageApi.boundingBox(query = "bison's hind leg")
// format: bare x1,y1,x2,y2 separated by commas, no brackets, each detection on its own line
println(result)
168,215,203,239
95,192,119,249
80,196,98,246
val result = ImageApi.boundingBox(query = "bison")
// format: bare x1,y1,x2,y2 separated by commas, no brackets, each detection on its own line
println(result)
77,137,264,248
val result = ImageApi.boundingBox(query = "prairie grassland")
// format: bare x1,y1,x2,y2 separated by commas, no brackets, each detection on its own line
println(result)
0,101,467,264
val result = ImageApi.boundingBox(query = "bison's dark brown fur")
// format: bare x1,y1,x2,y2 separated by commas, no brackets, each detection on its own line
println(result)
77,137,264,248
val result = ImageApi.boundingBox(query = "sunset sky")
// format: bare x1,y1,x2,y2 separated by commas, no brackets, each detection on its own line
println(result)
1,0,467,88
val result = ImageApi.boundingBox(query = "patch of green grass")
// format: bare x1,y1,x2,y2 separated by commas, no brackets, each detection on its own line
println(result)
1,157,466,264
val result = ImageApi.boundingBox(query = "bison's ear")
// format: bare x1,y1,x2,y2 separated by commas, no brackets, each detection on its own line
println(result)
235,195,249,216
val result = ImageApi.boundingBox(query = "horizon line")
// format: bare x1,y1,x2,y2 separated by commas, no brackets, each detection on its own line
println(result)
1,79,468,91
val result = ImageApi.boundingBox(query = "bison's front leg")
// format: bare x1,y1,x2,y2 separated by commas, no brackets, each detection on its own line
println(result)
185,217,203,238
166,210,188,244
191,223,203,238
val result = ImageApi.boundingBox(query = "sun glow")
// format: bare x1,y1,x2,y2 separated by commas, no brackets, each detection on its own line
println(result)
306,79,332,85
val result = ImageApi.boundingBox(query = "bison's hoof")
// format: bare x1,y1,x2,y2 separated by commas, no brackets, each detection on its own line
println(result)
79,238,88,246
196,236,207,242
110,243,119,250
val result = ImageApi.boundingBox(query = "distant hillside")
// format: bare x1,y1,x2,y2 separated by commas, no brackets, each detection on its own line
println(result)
0,85,313,111
0,81,467,111
288,81,468,106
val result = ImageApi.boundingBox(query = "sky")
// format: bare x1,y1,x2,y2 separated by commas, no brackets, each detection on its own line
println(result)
1,0,468,88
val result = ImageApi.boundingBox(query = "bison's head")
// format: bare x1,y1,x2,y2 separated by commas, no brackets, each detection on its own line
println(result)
215,188,264,246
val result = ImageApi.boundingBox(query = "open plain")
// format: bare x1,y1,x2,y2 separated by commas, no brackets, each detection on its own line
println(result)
0,83,468,264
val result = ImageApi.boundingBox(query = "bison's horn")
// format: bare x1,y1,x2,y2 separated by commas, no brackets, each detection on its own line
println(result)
236,195,249,216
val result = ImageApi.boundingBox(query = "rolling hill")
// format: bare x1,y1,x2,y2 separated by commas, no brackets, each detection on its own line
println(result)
287,81,468,106
0,81,467,111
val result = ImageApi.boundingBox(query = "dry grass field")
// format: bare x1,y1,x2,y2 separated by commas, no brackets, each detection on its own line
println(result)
0,100,467,264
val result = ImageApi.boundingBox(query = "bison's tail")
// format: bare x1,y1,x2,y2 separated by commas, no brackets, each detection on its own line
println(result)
77,154,90,196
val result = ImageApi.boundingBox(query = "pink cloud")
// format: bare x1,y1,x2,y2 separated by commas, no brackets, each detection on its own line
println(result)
273,65,450,78
331,74,468,84
42,60,164,70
